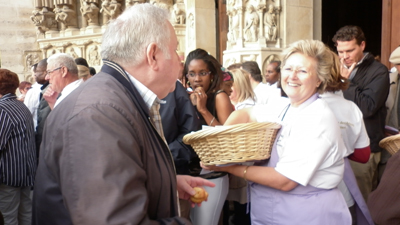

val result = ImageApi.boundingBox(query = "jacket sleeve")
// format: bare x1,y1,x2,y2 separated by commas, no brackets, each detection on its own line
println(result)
161,83,201,175
368,150,400,224
59,104,190,225
344,66,389,118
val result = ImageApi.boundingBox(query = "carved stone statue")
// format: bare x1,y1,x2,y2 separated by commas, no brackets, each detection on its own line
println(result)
80,0,99,26
264,4,278,41
31,7,44,26
68,47,79,58
172,4,185,25
89,46,101,66
100,0,111,24
243,5,259,42
54,5,78,30
109,0,122,20
227,9,239,42
32,6,57,35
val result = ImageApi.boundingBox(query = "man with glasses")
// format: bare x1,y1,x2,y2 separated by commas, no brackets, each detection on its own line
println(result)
32,4,214,225
42,53,82,110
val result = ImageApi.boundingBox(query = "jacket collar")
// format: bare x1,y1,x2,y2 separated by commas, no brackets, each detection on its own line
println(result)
0,93,16,101
101,60,150,117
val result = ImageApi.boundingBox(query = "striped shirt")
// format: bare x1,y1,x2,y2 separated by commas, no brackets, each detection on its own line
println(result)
0,93,37,187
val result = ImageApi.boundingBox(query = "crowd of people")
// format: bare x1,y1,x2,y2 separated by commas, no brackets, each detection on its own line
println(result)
1,3,400,225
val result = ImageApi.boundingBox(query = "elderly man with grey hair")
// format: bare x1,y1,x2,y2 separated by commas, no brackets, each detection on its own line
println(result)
43,53,82,109
32,3,214,225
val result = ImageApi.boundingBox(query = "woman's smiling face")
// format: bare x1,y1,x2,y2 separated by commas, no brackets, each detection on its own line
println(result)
281,53,321,107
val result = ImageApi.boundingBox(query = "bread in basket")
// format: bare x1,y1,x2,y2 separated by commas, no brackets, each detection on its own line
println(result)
379,133,400,155
183,122,281,166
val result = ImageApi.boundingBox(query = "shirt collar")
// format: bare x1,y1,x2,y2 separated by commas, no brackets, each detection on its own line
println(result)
356,52,369,67
125,71,159,110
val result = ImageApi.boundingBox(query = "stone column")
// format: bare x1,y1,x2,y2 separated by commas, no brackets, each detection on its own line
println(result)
185,0,217,57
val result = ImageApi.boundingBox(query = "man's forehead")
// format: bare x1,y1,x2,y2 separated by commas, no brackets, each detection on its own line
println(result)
336,39,358,48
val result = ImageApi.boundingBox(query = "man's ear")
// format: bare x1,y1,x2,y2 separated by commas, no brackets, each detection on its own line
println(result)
146,43,159,70
360,41,366,51
61,66,68,78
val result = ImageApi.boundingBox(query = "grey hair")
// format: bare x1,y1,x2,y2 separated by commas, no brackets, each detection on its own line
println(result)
47,53,78,76
101,3,171,67
281,40,333,93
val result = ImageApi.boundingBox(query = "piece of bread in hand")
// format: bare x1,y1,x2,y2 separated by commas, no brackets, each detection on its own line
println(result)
190,187,209,203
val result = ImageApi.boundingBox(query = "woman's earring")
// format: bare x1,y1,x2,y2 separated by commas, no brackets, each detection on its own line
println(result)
211,79,213,83
187,80,190,85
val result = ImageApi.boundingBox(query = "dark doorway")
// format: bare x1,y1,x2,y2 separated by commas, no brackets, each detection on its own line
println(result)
322,0,382,58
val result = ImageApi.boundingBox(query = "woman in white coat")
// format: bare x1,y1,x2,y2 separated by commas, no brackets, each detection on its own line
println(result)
203,40,351,224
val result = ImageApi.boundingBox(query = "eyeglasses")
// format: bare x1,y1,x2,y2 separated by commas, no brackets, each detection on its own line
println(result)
46,67,62,76
186,71,211,78
282,66,310,76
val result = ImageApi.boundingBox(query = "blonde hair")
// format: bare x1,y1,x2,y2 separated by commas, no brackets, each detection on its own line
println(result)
230,69,256,103
325,50,349,92
281,39,333,93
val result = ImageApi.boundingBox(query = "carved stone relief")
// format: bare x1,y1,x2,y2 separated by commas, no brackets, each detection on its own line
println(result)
226,0,281,48
262,53,280,73
24,51,42,71
187,13,195,49
88,46,101,66
172,2,186,25
242,54,257,62
67,47,80,58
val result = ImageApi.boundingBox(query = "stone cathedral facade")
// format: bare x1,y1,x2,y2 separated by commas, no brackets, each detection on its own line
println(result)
0,0,321,83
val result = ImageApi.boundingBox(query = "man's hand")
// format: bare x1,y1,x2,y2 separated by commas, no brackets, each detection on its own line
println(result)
340,58,356,79
43,85,58,110
176,175,215,207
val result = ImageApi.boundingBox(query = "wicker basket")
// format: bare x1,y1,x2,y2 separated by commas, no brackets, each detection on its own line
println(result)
379,133,400,155
183,122,281,166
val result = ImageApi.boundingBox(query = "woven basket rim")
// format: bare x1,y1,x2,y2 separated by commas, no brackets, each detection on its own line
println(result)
183,122,281,145
379,133,400,155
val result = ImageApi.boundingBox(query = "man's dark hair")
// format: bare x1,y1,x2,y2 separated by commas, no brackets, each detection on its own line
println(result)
270,60,281,73
241,61,262,83
75,57,89,68
89,67,96,76
332,25,366,46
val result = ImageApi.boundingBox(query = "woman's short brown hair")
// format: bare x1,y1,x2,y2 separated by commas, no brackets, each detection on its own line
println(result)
0,69,20,95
